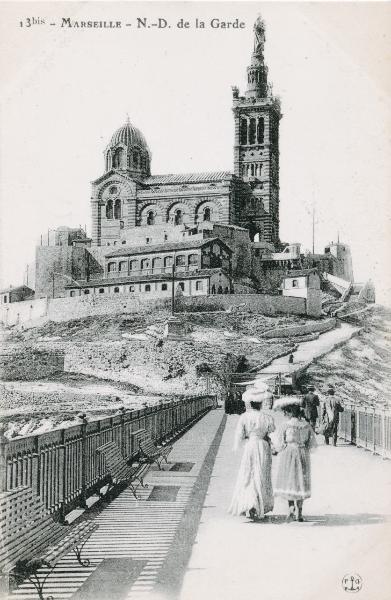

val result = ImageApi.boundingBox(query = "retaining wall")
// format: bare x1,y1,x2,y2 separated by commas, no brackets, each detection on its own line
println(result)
0,348,65,381
0,297,48,327
0,290,315,329
177,294,307,316
47,295,172,322
261,317,336,339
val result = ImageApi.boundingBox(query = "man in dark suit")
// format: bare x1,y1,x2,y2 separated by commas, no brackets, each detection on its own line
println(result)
323,388,344,446
302,385,320,430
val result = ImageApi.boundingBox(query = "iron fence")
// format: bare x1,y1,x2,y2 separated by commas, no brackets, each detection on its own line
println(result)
339,404,391,459
0,395,214,519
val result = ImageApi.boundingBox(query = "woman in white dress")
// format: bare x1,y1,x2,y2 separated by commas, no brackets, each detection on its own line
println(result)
274,398,317,522
229,382,275,521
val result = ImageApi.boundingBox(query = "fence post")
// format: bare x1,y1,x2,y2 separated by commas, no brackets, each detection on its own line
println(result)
373,408,376,454
382,410,387,459
0,424,8,493
78,413,88,509
59,429,66,523
119,406,126,457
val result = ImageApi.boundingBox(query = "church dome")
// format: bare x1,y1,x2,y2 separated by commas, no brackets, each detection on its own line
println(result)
110,121,149,152
105,119,151,177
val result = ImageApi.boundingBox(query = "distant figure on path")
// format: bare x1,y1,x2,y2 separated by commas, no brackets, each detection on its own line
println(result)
302,385,320,429
322,388,344,446
274,398,317,522
229,381,275,521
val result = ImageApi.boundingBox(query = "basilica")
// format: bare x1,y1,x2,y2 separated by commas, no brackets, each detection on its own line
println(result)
32,17,353,301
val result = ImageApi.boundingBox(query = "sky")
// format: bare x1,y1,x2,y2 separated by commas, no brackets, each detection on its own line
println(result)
0,2,390,303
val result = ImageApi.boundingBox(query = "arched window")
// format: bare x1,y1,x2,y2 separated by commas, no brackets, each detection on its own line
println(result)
249,118,256,145
113,148,124,169
147,211,155,226
218,286,223,294
240,118,248,145
129,260,138,272
114,199,121,220
211,284,216,295
118,261,127,273
83,289,90,295
174,209,183,225
175,255,185,267
145,284,151,292
292,279,298,288
203,207,211,222
224,287,229,294
114,287,120,293
196,281,203,291
141,258,150,270
188,254,198,266
107,262,116,273
133,151,139,168
178,282,185,291
129,285,135,292
162,283,168,291
164,256,173,268
106,200,113,219
99,288,105,294
70,290,76,297
152,257,162,271
257,117,264,144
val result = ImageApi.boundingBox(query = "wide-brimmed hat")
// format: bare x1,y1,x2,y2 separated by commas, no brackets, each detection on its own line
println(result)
239,379,269,392
273,396,303,411
242,387,272,406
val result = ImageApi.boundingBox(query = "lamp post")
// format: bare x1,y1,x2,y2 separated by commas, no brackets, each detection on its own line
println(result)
171,261,176,315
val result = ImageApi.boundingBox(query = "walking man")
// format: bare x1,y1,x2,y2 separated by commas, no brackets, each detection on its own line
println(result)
302,385,320,430
323,387,344,446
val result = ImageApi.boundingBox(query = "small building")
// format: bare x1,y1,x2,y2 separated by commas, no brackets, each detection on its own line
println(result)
282,269,320,299
0,285,35,305
282,269,322,317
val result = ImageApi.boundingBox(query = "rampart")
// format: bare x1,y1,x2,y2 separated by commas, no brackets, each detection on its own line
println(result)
0,290,320,329
0,297,48,327
177,294,308,316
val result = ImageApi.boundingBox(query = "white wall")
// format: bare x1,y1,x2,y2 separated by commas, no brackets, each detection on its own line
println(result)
0,297,48,327
282,276,308,299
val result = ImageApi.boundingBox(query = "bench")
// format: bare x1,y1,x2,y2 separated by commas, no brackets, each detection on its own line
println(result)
139,436,172,469
0,486,98,600
96,441,150,500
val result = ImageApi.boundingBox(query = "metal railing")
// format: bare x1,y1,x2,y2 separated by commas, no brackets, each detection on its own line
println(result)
0,395,214,519
339,404,391,459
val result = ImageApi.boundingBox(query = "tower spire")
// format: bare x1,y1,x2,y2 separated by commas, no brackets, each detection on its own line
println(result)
246,16,269,99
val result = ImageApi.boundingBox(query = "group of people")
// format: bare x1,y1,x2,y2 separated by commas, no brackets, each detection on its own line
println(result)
301,384,344,446
229,380,344,522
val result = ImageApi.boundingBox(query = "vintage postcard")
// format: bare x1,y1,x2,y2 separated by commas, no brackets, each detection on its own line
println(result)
0,2,390,600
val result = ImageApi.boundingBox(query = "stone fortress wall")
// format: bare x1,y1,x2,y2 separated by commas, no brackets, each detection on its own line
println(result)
0,289,320,330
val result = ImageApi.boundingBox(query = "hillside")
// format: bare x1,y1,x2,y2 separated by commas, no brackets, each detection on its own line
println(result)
0,310,321,437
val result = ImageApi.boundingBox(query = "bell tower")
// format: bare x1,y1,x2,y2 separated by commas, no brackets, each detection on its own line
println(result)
232,17,281,245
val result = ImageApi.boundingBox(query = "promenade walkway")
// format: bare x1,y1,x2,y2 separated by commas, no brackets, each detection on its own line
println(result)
7,407,391,600
180,413,391,600
259,321,359,380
